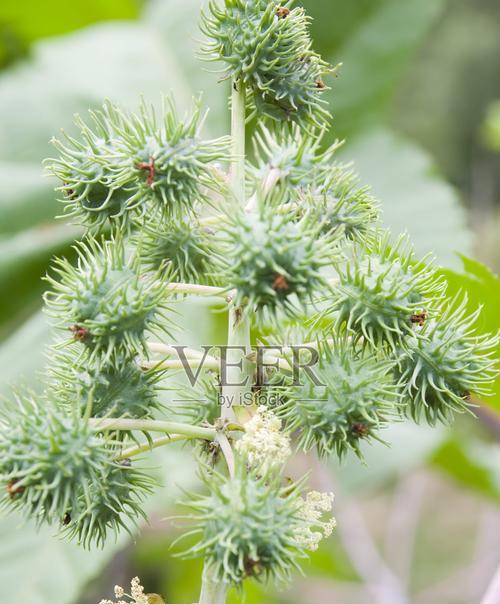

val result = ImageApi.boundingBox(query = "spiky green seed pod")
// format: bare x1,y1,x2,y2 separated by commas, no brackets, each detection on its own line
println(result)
44,236,169,361
0,396,153,548
302,166,379,243
138,216,218,284
201,0,331,128
326,234,444,349
48,347,164,422
0,398,101,526
250,126,341,191
218,201,336,319
180,465,309,584
250,129,378,242
104,97,230,218
397,297,499,424
61,459,153,549
277,341,400,459
47,97,230,227
46,107,140,230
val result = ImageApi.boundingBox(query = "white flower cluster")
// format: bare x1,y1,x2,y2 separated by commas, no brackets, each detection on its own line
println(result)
294,490,336,551
99,577,160,604
236,405,291,474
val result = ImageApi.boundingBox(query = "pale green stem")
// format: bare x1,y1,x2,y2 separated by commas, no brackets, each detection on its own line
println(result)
199,565,228,604
230,80,246,204
140,358,220,371
114,434,199,461
163,281,229,298
89,418,216,439
198,79,252,604
221,304,253,420
247,350,292,372
147,342,219,364
221,80,253,422
114,433,197,461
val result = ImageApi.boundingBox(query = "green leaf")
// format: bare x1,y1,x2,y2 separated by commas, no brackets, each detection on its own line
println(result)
0,311,50,397
0,163,56,235
440,256,500,410
0,0,141,46
0,23,193,164
334,422,447,495
302,0,386,60
143,0,228,136
0,223,81,340
322,0,447,140
482,100,500,151
343,128,473,267
0,515,126,604
431,438,500,504
0,18,198,335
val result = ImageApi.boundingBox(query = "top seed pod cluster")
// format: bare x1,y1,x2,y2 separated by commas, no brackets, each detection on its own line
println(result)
0,0,497,595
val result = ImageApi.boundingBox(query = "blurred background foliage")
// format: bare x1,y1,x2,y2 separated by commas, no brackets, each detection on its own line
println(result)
0,1,499,603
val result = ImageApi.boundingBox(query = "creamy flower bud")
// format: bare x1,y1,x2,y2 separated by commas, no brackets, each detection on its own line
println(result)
294,490,336,551
236,406,291,474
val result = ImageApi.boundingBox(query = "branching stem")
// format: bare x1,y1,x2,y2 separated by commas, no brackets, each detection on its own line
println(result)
163,281,229,298
140,358,220,371
199,78,251,604
199,565,228,604
147,342,219,364
114,433,196,460
89,418,216,439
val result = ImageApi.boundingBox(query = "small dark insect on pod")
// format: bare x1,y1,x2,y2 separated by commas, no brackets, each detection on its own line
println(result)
410,311,427,327
70,324,90,342
351,422,370,438
272,273,289,291
276,7,290,19
6,480,25,498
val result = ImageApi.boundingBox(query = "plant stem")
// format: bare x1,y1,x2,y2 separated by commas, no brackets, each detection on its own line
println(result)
221,80,253,422
230,80,246,204
89,418,216,439
147,342,219,364
114,433,196,460
163,282,229,298
199,565,228,604
140,358,220,371
198,79,252,604
147,342,208,358
222,304,253,419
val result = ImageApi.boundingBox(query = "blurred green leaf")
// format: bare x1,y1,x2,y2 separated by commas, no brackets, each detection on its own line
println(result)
0,22,193,163
323,0,447,140
0,163,55,235
0,0,141,46
334,422,447,495
143,0,229,136
481,100,500,152
302,0,386,59
343,128,473,267
440,256,500,410
0,514,127,604
0,311,49,397
0,17,198,339
0,22,28,69
0,223,80,340
431,438,500,503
